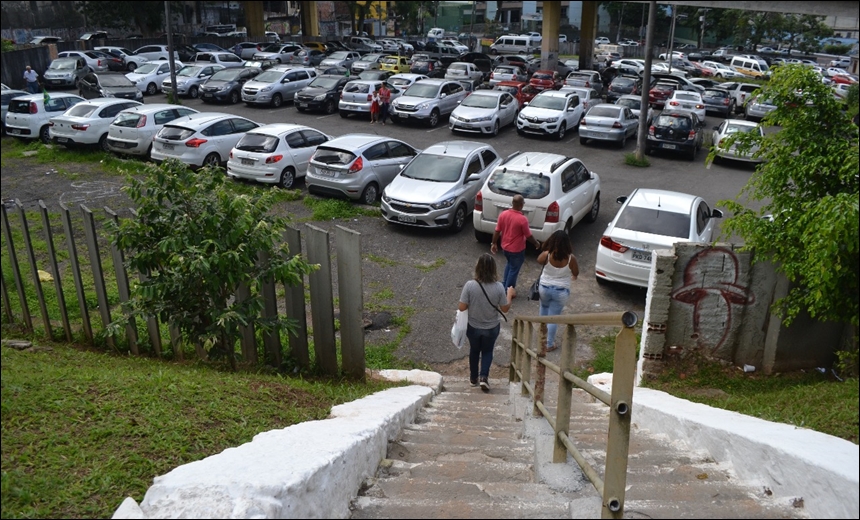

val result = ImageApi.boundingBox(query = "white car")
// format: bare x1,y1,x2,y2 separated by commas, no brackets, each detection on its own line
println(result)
521,32,542,44
4,93,85,143
49,98,142,151
516,90,584,140
386,73,429,90
473,152,601,243
151,112,260,169
701,61,747,79
57,50,109,72
595,37,610,45
126,61,183,95
558,85,601,113
595,188,723,288
95,46,150,71
658,51,686,60
665,90,706,121
711,119,764,163
832,82,852,100
440,39,469,53
449,89,519,136
106,104,199,158
226,124,332,189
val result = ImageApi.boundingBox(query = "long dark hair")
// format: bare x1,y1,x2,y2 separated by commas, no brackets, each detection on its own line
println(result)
544,230,573,262
474,253,498,284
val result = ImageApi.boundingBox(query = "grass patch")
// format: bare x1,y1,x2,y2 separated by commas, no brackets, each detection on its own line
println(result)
416,258,446,272
367,254,397,267
301,196,380,221
0,342,400,519
624,152,650,167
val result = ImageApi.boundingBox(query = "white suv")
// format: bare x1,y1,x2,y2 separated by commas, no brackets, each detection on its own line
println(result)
516,89,584,140
473,152,601,243
390,79,470,128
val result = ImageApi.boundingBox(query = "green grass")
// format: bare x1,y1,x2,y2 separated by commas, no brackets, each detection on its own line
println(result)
0,342,401,519
415,258,446,272
301,196,380,221
624,152,650,167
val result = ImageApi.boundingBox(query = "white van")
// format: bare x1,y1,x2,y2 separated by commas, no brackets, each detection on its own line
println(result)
427,28,445,41
730,56,770,78
489,35,538,55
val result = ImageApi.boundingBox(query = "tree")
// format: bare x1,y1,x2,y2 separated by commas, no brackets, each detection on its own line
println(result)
782,14,833,54
390,0,436,35
711,64,859,330
107,159,316,369
78,1,167,35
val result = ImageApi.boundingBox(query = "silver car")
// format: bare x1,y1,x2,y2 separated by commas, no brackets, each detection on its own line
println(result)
106,103,199,157
744,96,777,122
578,103,640,147
449,90,519,136
390,79,471,128
161,64,225,99
338,80,403,119
242,67,317,107
320,51,362,70
381,141,502,232
489,65,527,86
151,112,260,169
306,134,419,204
252,43,302,63
43,57,89,88
350,53,387,75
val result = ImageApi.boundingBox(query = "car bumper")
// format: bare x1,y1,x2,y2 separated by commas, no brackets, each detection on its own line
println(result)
295,98,326,110
473,211,562,242
163,83,193,96
44,78,77,87
715,147,763,163
339,101,371,113
704,104,731,116
646,137,695,154
306,170,365,200
391,107,432,120
516,118,563,136
449,118,496,134
380,199,461,228
200,90,232,102
242,92,274,104
226,160,284,184
579,127,625,142
106,137,150,155
151,147,205,168
595,246,651,288
50,130,100,146
4,125,37,137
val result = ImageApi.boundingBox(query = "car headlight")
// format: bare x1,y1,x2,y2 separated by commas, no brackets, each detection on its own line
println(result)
474,116,492,122
381,192,391,203
545,117,558,123
518,113,526,120
417,102,430,110
218,85,230,91
430,197,456,210
260,86,273,92
314,94,326,101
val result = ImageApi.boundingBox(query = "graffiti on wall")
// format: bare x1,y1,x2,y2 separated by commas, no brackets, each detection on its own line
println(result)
671,247,755,354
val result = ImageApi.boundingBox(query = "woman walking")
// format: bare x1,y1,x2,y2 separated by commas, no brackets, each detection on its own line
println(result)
536,230,579,352
458,254,515,392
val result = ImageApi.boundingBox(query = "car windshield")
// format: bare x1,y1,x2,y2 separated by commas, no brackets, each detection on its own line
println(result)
382,58,399,65
313,147,357,165
309,77,340,89
588,106,620,118
134,63,160,74
66,104,99,118
99,75,134,87
616,98,641,110
401,154,466,182
235,133,279,153
487,170,551,200
404,83,439,98
112,112,143,127
329,52,350,59
50,60,77,70
528,95,565,110
615,207,690,239
461,94,498,108
254,70,284,83
495,67,516,74
177,66,202,77
449,63,466,71
211,69,242,81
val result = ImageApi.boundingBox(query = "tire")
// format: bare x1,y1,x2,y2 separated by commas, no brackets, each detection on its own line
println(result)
188,86,199,99
296,105,306,113
563,219,573,236
580,136,588,145
203,152,220,168
475,230,492,243
324,100,336,114
98,133,110,153
491,120,499,137
271,94,283,108
556,123,566,141
339,110,349,119
427,109,440,128
360,183,379,205
127,62,137,72
490,48,498,55
596,275,610,286
39,125,51,144
689,145,698,161
619,131,627,148
146,82,157,96
279,167,296,189
449,204,467,233
585,194,600,223
715,72,723,79
229,90,239,104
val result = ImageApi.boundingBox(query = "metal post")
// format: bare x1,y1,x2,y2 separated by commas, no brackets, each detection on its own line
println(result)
668,7,676,73
635,1,656,161
165,1,178,104
615,2,625,45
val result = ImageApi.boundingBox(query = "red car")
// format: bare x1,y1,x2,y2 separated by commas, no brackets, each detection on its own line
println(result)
832,74,857,85
493,80,539,109
529,70,563,91
649,81,678,108
691,61,714,77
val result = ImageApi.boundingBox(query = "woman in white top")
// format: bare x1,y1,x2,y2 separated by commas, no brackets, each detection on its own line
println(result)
537,230,579,352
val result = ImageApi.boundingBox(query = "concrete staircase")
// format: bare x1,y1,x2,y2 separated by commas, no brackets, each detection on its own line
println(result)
350,378,804,519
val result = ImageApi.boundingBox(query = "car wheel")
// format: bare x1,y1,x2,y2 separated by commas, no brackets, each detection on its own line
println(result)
580,136,588,145
427,109,440,128
689,145,698,161
39,125,51,144
188,86,199,99
449,204,467,233
596,275,610,286
324,100,336,114
230,90,239,104
361,183,379,205
98,133,110,153
491,120,500,137
146,82,157,96
556,123,566,140
619,131,627,148
585,194,600,223
271,94,283,108
296,105,306,113
127,62,137,72
203,152,220,168
279,167,296,189
475,230,492,243
339,110,349,118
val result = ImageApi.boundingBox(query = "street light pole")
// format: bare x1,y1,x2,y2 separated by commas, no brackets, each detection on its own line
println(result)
699,8,710,49
667,6,677,73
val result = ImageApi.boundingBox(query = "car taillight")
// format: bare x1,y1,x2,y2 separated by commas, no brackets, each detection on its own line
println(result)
723,98,730,106
475,191,483,211
71,123,90,130
340,92,343,99
366,94,372,101
688,129,696,139
612,121,623,129
30,102,38,114
97,59,102,66
229,150,233,159
265,154,283,164
348,156,363,174
580,118,587,126
545,201,559,223
669,101,679,106
490,72,495,79
185,137,207,147
136,115,147,128
649,125,655,135
600,236,628,253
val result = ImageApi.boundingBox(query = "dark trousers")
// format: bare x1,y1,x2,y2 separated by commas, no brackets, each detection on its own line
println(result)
380,102,389,123
466,323,500,380
26,81,39,94
501,248,526,290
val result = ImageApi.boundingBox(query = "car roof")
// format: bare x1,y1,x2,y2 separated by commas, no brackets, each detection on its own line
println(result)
167,112,243,126
118,103,196,115
322,133,394,149
76,98,136,107
421,141,489,158
495,80,526,87
504,152,570,173
247,123,311,137
12,92,81,101
626,188,698,214
723,118,759,128
468,89,507,99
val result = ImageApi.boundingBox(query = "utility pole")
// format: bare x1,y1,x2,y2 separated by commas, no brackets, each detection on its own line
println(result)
434,1,439,28
699,8,711,49
165,1,178,104
635,1,656,161
667,6,677,73
615,2,625,44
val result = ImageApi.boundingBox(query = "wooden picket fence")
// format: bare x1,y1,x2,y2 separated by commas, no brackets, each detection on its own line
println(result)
0,199,366,379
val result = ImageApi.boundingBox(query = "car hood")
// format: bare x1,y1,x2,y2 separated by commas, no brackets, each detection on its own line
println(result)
385,177,460,204
44,70,76,77
204,79,235,88
102,85,141,95
321,58,347,67
254,52,281,59
452,105,496,119
519,107,562,119
126,72,155,82
243,80,276,89
299,86,334,96
394,95,438,106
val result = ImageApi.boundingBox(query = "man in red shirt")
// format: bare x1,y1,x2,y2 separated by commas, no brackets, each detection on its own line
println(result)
490,194,541,296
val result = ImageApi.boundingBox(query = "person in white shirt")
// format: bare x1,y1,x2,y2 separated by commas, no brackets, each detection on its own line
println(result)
536,230,580,352
24,65,40,93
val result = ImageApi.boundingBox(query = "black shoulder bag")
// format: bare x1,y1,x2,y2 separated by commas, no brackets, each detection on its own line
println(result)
477,282,507,322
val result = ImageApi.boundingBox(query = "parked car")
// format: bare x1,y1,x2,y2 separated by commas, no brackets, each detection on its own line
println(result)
449,89,519,136
290,49,326,67
131,44,189,62
409,58,446,78
473,152,601,243
193,43,231,53
106,104,199,158
690,77,720,90
390,79,470,127
90,50,125,72
253,43,303,63
579,103,640,148
126,61,183,95
161,64,224,99
4,93,85,143
49,98,142,151
492,55,530,69
151,112,260,169
614,94,653,124
489,65,527,86
701,61,747,79
43,57,89,89
456,52,494,81
350,53,387,75
1,89,29,134
605,75,642,103
700,88,734,117
338,80,403,119
321,51,363,70
57,50,109,73
529,70,564,91
306,134,420,204
79,31,108,41
233,42,264,59
595,188,722,287
564,70,604,96
493,81,539,108
742,96,776,122
241,66,317,108
294,74,351,114
645,109,705,160
189,52,244,68
380,56,411,74
718,81,761,115
666,90,706,121
226,124,331,189
200,67,263,104
77,72,143,101
711,119,765,164
444,62,484,87
516,89,584,140
386,73,429,91
558,85,601,113
95,46,149,71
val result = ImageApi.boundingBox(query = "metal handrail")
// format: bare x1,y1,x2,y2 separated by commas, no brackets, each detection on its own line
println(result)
509,311,639,519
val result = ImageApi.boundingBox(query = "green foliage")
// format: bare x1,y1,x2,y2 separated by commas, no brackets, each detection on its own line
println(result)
845,83,860,122
301,196,380,221
712,64,859,328
79,1,165,34
106,159,317,367
823,44,852,55
624,152,650,167
1,38,14,52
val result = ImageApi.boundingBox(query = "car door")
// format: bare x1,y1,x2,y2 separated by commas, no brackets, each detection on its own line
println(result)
374,141,415,189
499,93,517,126
563,94,582,128
621,107,637,137
156,62,172,84
79,73,97,98
695,200,716,242
465,148,499,212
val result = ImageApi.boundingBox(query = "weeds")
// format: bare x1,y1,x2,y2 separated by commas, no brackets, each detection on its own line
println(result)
624,153,650,167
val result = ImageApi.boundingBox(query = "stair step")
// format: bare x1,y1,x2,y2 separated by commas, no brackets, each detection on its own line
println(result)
407,419,524,434
361,479,574,505
387,440,533,463
350,495,569,519
404,423,524,439
378,459,534,483
398,428,530,448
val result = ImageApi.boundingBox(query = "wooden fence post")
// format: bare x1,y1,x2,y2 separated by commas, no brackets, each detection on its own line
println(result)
39,201,72,342
1,271,13,324
258,250,282,368
554,323,577,463
15,200,52,338
305,224,337,376
1,203,33,332
335,225,363,381
59,202,92,344
283,227,309,370
104,207,138,354
80,204,114,349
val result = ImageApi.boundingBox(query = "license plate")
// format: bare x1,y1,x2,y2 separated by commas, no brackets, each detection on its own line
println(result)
299,103,308,107
56,137,68,143
241,158,255,166
683,104,692,109
631,250,652,263
529,123,540,128
203,93,213,98
662,143,676,150
397,215,417,223
50,80,61,85
162,143,174,151
318,169,336,177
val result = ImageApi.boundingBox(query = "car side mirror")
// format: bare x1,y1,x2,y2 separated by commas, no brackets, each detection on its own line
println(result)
711,209,724,219
282,78,290,83
713,125,720,131
616,196,628,204
440,93,447,98
465,173,481,183
523,102,529,106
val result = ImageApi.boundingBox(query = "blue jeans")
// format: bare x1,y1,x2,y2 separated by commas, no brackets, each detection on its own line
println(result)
539,284,570,348
502,248,526,290
466,323,500,380
27,82,39,94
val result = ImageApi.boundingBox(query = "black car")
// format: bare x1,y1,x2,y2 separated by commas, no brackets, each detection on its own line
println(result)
90,50,125,72
606,75,643,103
701,88,734,117
200,67,262,104
669,58,700,77
410,59,445,78
456,52,493,81
325,40,351,53
407,40,426,52
294,74,350,114
645,109,705,160
78,72,143,101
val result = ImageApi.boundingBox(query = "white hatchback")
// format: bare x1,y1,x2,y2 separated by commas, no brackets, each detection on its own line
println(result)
49,98,142,151
665,90,706,121
126,61,183,95
4,93,85,143
106,104,199,158
151,112,260,169
226,124,332,189
595,188,723,288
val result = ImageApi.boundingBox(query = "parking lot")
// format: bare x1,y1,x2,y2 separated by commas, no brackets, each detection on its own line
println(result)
8,81,759,369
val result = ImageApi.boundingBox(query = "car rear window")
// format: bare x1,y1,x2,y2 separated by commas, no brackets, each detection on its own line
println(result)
487,170,550,200
112,112,143,127
313,147,357,166
235,133,279,153
100,75,134,87
67,104,98,117
344,82,370,94
704,89,728,98
588,106,620,118
615,207,690,239
8,99,32,114
612,77,635,87
654,114,692,129
533,73,552,80
158,125,195,140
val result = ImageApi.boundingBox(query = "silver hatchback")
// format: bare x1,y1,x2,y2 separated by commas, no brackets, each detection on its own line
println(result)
242,67,317,107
